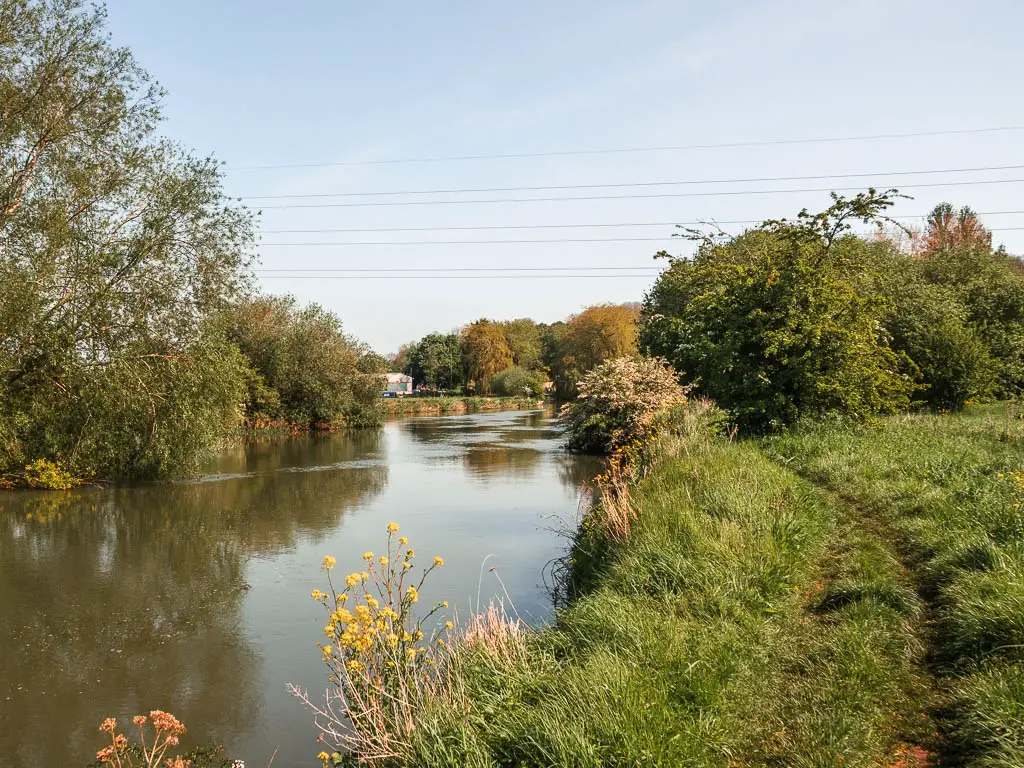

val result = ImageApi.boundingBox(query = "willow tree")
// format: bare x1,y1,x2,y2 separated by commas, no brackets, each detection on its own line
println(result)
0,0,255,480
461,319,513,392
554,304,639,398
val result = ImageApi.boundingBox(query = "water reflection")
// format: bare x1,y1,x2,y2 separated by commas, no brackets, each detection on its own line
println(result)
0,410,599,767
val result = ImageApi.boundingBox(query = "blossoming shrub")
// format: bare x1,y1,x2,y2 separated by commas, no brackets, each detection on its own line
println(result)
560,356,689,455
293,523,451,765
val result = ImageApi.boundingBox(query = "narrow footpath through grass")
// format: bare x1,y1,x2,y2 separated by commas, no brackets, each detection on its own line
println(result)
762,404,1024,767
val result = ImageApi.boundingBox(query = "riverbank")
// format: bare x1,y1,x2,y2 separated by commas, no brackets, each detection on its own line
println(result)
386,403,1023,766
381,395,543,416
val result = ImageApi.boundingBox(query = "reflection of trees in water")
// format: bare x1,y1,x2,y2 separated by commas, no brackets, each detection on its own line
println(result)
0,438,388,766
555,454,603,491
209,429,386,477
461,444,544,478
399,412,561,449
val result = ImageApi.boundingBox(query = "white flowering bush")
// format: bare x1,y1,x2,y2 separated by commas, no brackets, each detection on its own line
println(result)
560,357,689,454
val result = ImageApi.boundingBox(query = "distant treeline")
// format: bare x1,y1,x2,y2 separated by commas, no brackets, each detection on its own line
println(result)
0,1,382,485
395,303,640,400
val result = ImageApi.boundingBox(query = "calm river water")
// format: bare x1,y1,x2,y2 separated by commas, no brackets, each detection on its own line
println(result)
0,409,600,767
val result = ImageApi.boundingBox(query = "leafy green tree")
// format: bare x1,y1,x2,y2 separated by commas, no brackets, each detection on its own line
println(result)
489,366,544,398
461,319,513,392
0,0,254,479
502,318,543,371
223,297,383,428
914,212,1024,398
403,332,464,390
641,190,915,430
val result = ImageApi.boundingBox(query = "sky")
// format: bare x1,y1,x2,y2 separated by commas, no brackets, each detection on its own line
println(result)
103,0,1024,353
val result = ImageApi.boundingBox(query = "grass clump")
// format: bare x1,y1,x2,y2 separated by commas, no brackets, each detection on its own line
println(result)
762,403,1024,767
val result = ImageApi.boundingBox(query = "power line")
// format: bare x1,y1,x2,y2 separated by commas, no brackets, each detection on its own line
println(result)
254,178,1024,210
225,125,1024,171
255,274,660,280
255,226,1024,247
257,210,1024,235
254,266,663,273
237,164,1024,200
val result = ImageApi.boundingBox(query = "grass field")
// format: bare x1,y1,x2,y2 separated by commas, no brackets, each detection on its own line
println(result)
397,429,944,767
763,404,1024,767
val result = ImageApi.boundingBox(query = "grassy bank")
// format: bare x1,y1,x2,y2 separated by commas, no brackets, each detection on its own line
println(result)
762,404,1024,766
381,396,543,416
395,431,933,767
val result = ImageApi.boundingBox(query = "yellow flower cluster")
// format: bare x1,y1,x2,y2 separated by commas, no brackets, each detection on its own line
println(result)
311,521,451,726
998,471,1024,503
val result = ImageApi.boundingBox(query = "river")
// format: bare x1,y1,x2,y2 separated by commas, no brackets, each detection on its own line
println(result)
0,409,600,767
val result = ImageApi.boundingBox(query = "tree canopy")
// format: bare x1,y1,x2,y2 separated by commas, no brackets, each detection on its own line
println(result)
0,0,255,479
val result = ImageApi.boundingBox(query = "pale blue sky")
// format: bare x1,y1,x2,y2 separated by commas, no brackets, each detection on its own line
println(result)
105,0,1024,352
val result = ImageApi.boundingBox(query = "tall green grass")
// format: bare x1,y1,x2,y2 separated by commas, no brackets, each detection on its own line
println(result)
403,434,929,767
762,404,1024,766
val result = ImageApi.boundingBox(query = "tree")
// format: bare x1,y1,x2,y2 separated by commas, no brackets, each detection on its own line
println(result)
461,320,513,392
916,222,1024,398
223,297,383,427
0,0,254,479
555,304,639,398
403,332,464,390
641,190,916,430
502,318,543,371
922,203,993,255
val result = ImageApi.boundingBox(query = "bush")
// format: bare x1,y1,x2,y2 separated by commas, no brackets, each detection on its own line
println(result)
560,357,688,454
888,281,995,409
489,366,545,398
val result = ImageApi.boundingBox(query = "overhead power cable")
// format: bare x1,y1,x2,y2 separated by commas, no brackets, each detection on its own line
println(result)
253,266,664,273
254,178,1024,210
226,125,1024,171
257,210,1024,235
238,164,1024,200
255,226,1024,247
255,274,660,280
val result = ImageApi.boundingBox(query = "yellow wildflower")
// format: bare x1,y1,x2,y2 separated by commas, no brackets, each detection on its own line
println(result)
321,555,336,570
318,752,330,762
441,601,449,608
366,596,380,609
445,621,453,630
378,556,389,566
345,572,360,588
387,522,400,533
362,551,374,562
402,562,412,569
398,536,408,545
311,589,323,600
433,556,444,567
406,586,419,603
